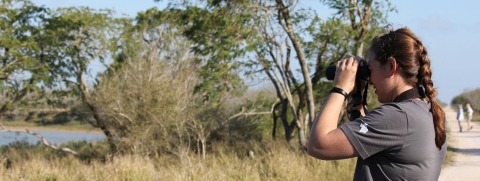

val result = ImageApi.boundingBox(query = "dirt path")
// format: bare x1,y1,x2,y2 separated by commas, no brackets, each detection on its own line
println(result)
439,106,480,181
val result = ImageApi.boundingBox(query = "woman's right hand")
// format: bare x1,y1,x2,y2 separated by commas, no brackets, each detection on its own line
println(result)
333,56,361,94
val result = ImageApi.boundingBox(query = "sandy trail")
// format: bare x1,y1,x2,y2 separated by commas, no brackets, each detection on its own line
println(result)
439,106,480,181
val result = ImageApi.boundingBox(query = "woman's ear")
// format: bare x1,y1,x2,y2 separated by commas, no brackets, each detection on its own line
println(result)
387,57,398,76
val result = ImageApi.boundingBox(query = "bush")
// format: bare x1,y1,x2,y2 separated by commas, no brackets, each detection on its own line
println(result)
451,95,470,106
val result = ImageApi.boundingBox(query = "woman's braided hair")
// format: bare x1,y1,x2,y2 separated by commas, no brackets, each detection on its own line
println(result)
369,27,446,149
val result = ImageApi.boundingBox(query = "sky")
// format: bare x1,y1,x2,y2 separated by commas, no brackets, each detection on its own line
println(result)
29,0,480,103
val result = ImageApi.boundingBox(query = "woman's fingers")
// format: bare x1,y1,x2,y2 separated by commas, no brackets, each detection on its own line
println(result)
348,57,359,68
338,57,358,70
334,57,360,93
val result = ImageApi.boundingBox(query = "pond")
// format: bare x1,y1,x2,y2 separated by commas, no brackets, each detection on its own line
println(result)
0,130,105,146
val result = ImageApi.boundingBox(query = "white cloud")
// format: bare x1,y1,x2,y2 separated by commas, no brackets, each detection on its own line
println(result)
417,15,456,33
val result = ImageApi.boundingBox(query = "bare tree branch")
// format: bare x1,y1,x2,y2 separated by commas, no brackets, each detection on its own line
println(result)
228,99,280,120
0,124,79,155
142,26,151,45
156,26,164,45
62,77,80,87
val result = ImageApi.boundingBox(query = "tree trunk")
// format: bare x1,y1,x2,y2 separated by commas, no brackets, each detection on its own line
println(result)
85,101,118,156
197,138,200,155
275,0,315,133
297,109,308,149
272,103,279,140
201,137,206,160
279,98,295,145
356,41,364,57
79,76,117,156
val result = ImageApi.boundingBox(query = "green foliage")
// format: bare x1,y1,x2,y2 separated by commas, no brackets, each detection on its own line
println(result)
452,88,480,111
110,7,185,65
322,0,395,25
0,0,124,115
365,86,381,110
304,18,351,62
1,0,128,155
110,6,247,105
451,95,470,106
177,5,254,104
0,0,51,113
42,6,118,91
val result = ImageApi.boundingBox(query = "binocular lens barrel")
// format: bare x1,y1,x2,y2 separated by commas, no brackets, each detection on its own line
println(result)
325,65,370,80
326,66,337,80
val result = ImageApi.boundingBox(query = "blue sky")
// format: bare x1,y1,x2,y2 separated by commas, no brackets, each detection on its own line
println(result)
30,0,480,103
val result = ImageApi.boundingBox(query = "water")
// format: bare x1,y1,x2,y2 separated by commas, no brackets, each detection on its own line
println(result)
0,130,105,146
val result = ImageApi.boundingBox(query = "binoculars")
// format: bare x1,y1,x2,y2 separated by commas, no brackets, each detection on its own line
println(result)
325,64,370,81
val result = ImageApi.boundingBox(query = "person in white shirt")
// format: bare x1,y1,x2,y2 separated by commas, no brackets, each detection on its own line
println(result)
457,104,465,132
466,103,474,130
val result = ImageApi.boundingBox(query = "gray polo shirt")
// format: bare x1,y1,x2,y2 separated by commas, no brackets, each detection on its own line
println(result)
340,100,447,181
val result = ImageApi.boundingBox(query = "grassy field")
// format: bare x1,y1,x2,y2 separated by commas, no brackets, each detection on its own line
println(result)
0,134,455,180
0,141,357,181
0,109,459,180
471,112,480,123
444,129,455,168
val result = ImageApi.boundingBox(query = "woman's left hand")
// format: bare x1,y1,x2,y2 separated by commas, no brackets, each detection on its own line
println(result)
333,56,361,94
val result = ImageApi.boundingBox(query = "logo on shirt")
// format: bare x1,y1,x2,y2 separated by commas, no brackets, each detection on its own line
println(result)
359,122,368,133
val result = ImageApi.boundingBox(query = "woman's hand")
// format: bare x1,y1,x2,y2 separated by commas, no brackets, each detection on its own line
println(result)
334,56,361,94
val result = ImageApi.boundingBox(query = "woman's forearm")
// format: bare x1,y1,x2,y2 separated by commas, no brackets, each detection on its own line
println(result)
307,57,360,159
307,92,345,155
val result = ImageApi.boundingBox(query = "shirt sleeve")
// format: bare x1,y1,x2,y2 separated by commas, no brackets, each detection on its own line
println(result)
340,104,408,159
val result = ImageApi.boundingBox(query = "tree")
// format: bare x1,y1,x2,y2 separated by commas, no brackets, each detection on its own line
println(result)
39,6,121,155
0,0,111,156
322,0,395,57
92,7,204,158
453,88,480,111
0,0,50,116
451,95,468,106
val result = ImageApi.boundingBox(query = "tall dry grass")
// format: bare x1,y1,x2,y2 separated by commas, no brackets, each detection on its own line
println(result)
443,126,455,168
0,141,356,181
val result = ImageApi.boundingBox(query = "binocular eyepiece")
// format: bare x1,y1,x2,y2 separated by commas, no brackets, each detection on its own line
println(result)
325,64,370,81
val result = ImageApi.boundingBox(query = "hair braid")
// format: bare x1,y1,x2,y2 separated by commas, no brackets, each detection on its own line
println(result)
416,40,446,149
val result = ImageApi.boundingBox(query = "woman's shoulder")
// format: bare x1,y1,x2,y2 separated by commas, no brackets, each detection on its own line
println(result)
366,103,408,121
370,100,430,116
373,100,420,110
387,99,429,109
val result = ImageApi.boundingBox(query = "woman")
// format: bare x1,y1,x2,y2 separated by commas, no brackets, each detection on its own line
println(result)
307,27,447,180
457,104,465,132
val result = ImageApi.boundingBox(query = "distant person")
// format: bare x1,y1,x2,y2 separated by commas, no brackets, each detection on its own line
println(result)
308,27,446,180
466,103,473,130
457,104,465,132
